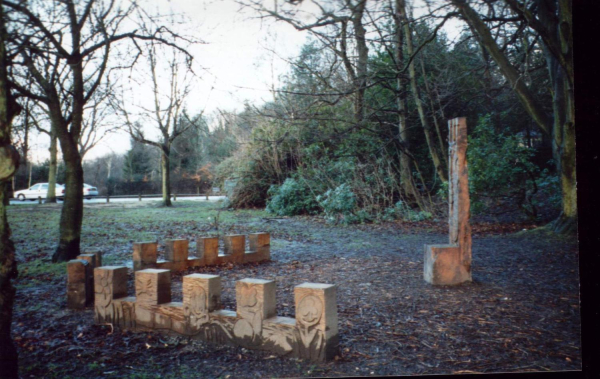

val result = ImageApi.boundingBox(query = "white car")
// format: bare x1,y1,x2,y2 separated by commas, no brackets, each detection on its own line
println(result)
14,183,65,201
83,184,99,199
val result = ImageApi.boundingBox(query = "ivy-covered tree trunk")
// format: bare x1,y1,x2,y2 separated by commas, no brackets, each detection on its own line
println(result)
45,125,58,203
161,147,172,207
0,4,21,376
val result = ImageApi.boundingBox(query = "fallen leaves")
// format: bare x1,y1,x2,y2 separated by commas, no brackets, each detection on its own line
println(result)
9,202,581,377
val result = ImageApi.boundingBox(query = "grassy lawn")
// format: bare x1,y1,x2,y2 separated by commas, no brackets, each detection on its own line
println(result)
10,200,269,274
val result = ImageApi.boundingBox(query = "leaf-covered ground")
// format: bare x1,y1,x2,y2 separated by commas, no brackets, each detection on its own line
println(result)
9,201,581,378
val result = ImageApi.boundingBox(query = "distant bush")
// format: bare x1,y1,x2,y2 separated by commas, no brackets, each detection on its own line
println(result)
382,201,432,222
266,178,319,216
468,114,549,219
316,184,357,224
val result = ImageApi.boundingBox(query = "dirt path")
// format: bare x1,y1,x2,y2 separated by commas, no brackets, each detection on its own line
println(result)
11,203,581,377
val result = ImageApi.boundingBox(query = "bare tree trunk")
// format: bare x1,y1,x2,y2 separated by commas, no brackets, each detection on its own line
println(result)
45,125,58,203
51,110,84,262
420,56,447,158
549,55,576,233
399,0,448,183
351,0,369,124
161,147,172,207
394,0,422,206
537,0,576,234
0,182,17,378
0,3,20,375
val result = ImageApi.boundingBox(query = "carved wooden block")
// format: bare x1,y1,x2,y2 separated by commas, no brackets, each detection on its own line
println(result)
248,233,270,250
136,301,185,331
68,259,88,284
165,239,189,262
94,266,128,324
234,279,276,345
197,237,218,265
77,253,96,267
424,117,472,285
93,273,338,362
133,242,158,271
183,274,221,332
156,260,186,272
423,245,469,285
294,283,339,361
256,247,271,262
67,259,89,309
131,234,271,272
248,233,271,262
135,269,171,305
84,250,103,267
76,254,97,305
224,235,245,263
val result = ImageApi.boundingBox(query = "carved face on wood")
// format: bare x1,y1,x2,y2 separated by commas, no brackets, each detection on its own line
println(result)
297,295,323,327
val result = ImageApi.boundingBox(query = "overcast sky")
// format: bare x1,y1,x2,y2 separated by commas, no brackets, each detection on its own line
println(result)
25,0,463,163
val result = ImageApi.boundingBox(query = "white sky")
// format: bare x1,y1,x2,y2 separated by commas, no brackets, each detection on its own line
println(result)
26,0,464,163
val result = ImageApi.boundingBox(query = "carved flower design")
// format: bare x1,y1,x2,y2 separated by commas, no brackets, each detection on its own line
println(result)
297,295,323,327
239,285,258,309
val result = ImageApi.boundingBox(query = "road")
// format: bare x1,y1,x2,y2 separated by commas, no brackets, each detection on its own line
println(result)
9,195,227,205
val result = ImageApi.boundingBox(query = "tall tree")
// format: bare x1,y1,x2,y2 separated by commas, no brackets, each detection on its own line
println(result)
4,0,193,261
398,0,448,183
248,0,370,125
392,0,428,204
0,3,21,376
449,0,575,233
118,43,196,206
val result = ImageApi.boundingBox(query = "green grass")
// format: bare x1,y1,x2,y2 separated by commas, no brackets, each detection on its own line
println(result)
8,200,270,282
18,259,67,286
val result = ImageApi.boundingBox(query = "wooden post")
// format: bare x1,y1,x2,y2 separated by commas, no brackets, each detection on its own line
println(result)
197,237,219,265
236,278,276,322
184,274,221,332
106,194,109,203
174,194,177,201
38,196,42,204
76,254,97,305
139,194,142,201
224,235,245,263
248,233,271,261
165,239,188,262
133,242,158,271
135,269,171,305
67,260,89,309
424,117,472,285
94,266,128,324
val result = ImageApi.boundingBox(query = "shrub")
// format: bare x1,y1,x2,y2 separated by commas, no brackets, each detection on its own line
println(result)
383,201,432,222
266,178,319,216
468,114,549,219
316,184,357,224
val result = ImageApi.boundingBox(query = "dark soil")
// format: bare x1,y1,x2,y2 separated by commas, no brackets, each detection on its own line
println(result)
11,204,581,378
